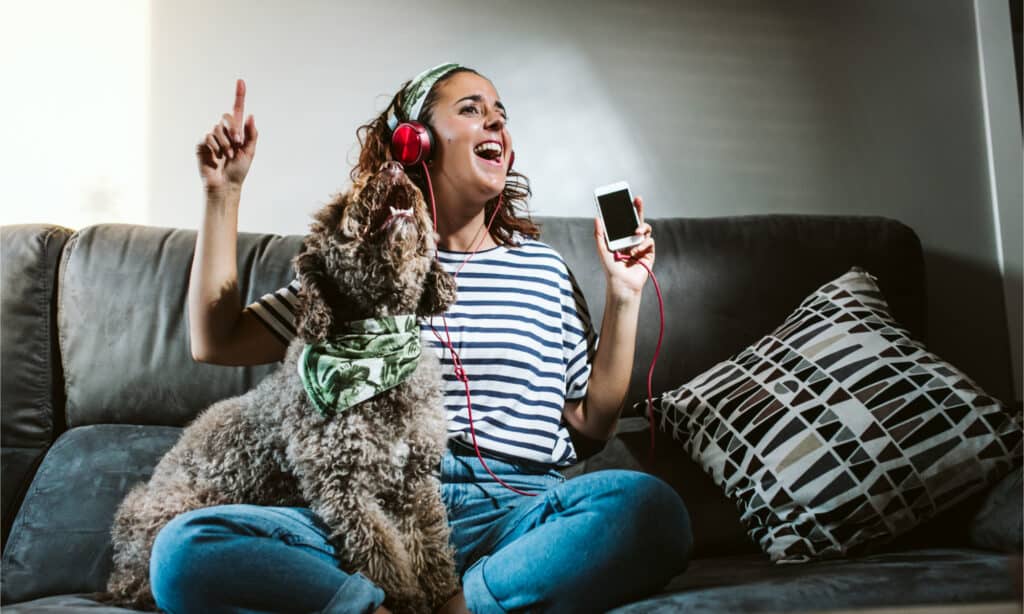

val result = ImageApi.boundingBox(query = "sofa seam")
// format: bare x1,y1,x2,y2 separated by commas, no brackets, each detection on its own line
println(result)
43,225,72,442
35,228,56,445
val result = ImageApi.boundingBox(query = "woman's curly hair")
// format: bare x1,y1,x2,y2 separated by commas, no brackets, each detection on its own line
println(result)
350,67,540,246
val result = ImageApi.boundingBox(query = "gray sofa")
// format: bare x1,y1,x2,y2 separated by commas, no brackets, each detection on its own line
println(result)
2,216,1021,613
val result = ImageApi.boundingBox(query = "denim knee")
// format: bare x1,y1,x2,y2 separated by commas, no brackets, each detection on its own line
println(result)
149,507,215,607
149,505,385,614
609,471,694,572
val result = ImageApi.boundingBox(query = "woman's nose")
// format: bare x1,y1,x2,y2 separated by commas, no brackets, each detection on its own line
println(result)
485,110,505,131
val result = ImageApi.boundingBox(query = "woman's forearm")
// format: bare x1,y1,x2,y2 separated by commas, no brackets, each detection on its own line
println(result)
575,289,643,440
187,186,243,361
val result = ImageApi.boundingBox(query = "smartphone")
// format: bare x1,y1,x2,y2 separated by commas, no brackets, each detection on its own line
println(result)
594,181,643,252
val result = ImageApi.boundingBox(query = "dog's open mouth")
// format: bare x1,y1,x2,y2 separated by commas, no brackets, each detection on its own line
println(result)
371,183,420,239
365,163,424,241
380,205,415,232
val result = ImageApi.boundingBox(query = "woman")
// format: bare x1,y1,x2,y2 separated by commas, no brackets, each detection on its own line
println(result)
155,64,693,614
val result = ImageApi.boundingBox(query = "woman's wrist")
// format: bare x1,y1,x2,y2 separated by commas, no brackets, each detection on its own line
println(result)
205,182,242,199
205,184,242,210
606,282,643,306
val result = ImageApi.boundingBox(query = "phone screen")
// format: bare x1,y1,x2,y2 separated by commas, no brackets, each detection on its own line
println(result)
597,189,638,240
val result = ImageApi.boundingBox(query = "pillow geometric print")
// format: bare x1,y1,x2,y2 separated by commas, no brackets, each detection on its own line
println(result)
650,267,1023,563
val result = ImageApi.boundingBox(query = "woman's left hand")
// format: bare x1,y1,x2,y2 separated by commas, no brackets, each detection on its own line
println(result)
593,195,655,299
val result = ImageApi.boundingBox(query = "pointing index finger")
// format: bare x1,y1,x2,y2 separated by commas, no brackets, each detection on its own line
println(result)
233,79,246,142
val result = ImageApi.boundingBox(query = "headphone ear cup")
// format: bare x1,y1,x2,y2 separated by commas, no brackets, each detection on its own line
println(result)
390,121,433,166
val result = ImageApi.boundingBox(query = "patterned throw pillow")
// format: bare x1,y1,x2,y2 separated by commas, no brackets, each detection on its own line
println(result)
649,267,1022,563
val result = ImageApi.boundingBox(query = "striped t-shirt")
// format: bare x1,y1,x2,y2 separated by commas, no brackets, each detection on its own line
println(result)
247,238,598,466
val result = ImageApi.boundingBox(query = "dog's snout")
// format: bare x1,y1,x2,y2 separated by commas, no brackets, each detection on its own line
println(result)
381,160,404,176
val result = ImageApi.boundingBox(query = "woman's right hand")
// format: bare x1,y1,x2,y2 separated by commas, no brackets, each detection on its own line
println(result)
196,78,258,193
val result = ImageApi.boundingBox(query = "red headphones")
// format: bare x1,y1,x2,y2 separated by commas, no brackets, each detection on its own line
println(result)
390,120,514,171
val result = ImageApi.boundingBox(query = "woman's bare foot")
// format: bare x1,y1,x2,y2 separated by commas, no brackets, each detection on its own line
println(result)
436,589,470,614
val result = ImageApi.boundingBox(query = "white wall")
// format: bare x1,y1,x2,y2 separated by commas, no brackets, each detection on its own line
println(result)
1,1,149,229
975,0,1023,400
4,0,1020,402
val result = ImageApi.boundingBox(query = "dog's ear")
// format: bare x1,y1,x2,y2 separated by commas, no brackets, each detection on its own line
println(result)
294,248,335,342
417,259,457,317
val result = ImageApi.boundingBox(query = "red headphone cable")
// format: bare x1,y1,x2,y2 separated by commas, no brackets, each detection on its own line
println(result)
422,161,538,496
613,250,664,469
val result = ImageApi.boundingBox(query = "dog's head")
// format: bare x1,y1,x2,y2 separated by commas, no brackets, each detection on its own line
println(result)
293,161,457,343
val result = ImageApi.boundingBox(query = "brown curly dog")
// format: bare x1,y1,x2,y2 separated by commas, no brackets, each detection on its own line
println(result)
104,159,460,613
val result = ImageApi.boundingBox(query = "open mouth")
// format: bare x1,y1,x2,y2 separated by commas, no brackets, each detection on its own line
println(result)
380,205,414,232
366,162,424,239
368,172,418,235
473,141,504,166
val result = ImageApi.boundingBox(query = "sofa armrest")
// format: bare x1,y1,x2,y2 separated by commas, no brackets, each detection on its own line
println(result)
1,224,74,553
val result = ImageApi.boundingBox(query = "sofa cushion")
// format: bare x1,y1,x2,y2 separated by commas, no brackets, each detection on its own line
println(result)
2,594,142,613
651,267,1022,562
969,466,1024,553
608,548,1021,613
1,425,181,605
57,225,302,428
5,550,1020,613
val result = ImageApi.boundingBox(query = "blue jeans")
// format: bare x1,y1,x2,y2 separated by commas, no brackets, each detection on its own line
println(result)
149,448,693,613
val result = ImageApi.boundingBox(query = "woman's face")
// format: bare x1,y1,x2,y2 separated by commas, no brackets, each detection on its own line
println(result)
426,71,512,206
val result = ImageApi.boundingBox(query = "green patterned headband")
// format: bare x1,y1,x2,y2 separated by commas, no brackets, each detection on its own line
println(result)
386,62,463,131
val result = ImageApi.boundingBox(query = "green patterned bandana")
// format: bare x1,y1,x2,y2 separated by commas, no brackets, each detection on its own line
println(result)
298,315,422,416
386,62,463,131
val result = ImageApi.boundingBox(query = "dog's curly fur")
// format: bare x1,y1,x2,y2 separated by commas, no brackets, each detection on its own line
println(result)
104,161,460,613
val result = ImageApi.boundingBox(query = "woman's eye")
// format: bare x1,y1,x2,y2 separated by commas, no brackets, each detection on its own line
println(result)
460,106,508,123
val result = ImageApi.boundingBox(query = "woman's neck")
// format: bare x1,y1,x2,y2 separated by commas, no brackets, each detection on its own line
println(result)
435,210,497,252
427,169,503,252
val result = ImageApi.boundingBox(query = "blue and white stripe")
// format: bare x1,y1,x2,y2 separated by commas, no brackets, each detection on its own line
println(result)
248,278,301,344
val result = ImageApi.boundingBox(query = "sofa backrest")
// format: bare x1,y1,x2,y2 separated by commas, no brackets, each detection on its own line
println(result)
55,216,926,431
57,224,302,428
545,215,927,409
